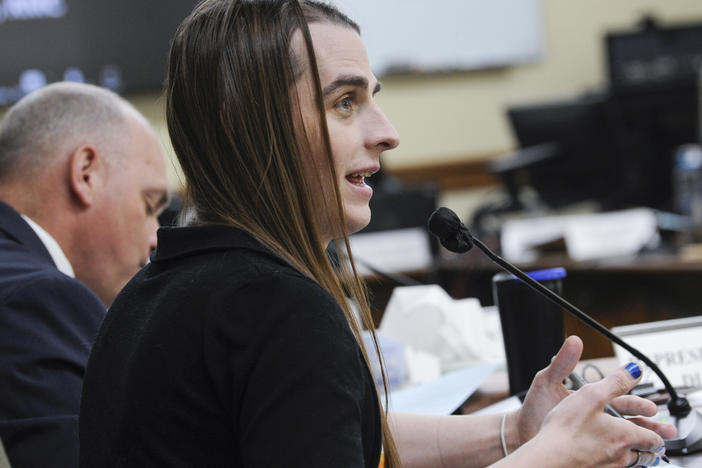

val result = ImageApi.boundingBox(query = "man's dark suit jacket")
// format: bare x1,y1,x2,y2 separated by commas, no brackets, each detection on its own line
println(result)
0,200,105,467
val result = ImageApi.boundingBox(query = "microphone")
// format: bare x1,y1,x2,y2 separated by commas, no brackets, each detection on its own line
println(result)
427,206,702,455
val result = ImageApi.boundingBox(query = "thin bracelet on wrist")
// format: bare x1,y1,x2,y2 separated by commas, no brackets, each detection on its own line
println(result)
500,413,509,458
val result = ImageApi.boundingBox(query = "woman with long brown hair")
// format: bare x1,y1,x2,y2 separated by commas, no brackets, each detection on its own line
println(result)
79,1,675,466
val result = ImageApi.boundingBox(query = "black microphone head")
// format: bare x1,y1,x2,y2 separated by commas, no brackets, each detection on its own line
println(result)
427,207,474,253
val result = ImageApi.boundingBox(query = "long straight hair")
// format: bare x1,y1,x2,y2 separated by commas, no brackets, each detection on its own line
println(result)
165,1,400,465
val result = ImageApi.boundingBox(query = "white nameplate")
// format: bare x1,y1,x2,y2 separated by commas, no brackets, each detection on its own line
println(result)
612,316,702,389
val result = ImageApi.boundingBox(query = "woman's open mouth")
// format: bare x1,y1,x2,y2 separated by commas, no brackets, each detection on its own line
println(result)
345,171,373,186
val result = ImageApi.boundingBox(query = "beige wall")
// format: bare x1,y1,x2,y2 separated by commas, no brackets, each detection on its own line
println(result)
376,0,702,169
3,0,702,191
136,0,702,188
126,93,185,188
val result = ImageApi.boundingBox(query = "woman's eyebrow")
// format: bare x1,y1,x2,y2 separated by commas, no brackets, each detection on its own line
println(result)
322,75,381,97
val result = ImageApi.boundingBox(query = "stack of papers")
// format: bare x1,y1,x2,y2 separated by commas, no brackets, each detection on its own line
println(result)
388,363,497,415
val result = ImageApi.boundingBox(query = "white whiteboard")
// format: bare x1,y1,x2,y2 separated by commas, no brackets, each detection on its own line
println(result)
334,0,543,76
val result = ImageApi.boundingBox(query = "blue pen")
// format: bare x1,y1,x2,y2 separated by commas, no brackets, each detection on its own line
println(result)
568,371,671,464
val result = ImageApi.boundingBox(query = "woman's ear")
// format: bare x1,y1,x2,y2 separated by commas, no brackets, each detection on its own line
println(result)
68,145,102,207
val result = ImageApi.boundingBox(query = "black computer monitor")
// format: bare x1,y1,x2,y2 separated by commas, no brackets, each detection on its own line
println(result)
501,19,702,212
606,18,702,94
506,94,619,208
605,19,702,211
363,182,438,234
507,88,698,212
0,0,198,106
607,86,698,211
359,175,440,257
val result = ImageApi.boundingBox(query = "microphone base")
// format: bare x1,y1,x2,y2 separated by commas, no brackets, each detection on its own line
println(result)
661,408,702,455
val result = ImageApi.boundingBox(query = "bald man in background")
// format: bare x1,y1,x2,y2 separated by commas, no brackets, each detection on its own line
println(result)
0,82,169,467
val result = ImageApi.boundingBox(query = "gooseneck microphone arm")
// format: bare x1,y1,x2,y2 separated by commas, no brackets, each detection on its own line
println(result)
470,235,687,412
427,207,690,419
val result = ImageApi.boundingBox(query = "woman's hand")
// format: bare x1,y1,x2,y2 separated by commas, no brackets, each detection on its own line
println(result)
534,362,675,466
513,335,583,446
509,335,677,467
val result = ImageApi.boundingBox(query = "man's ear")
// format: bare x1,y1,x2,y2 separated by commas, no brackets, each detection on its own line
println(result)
69,145,102,207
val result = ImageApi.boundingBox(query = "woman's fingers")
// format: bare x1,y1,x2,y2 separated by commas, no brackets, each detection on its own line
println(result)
627,449,661,467
611,394,658,417
626,416,679,441
593,379,677,441
625,418,666,452
604,415,667,465
532,358,675,467
540,335,583,385
513,336,585,446
580,362,643,410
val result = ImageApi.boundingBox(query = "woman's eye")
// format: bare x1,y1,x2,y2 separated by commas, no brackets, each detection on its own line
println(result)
336,96,354,112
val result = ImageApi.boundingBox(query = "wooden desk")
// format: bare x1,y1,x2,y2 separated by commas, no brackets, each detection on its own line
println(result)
435,251,702,359
459,359,702,466
364,250,702,463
